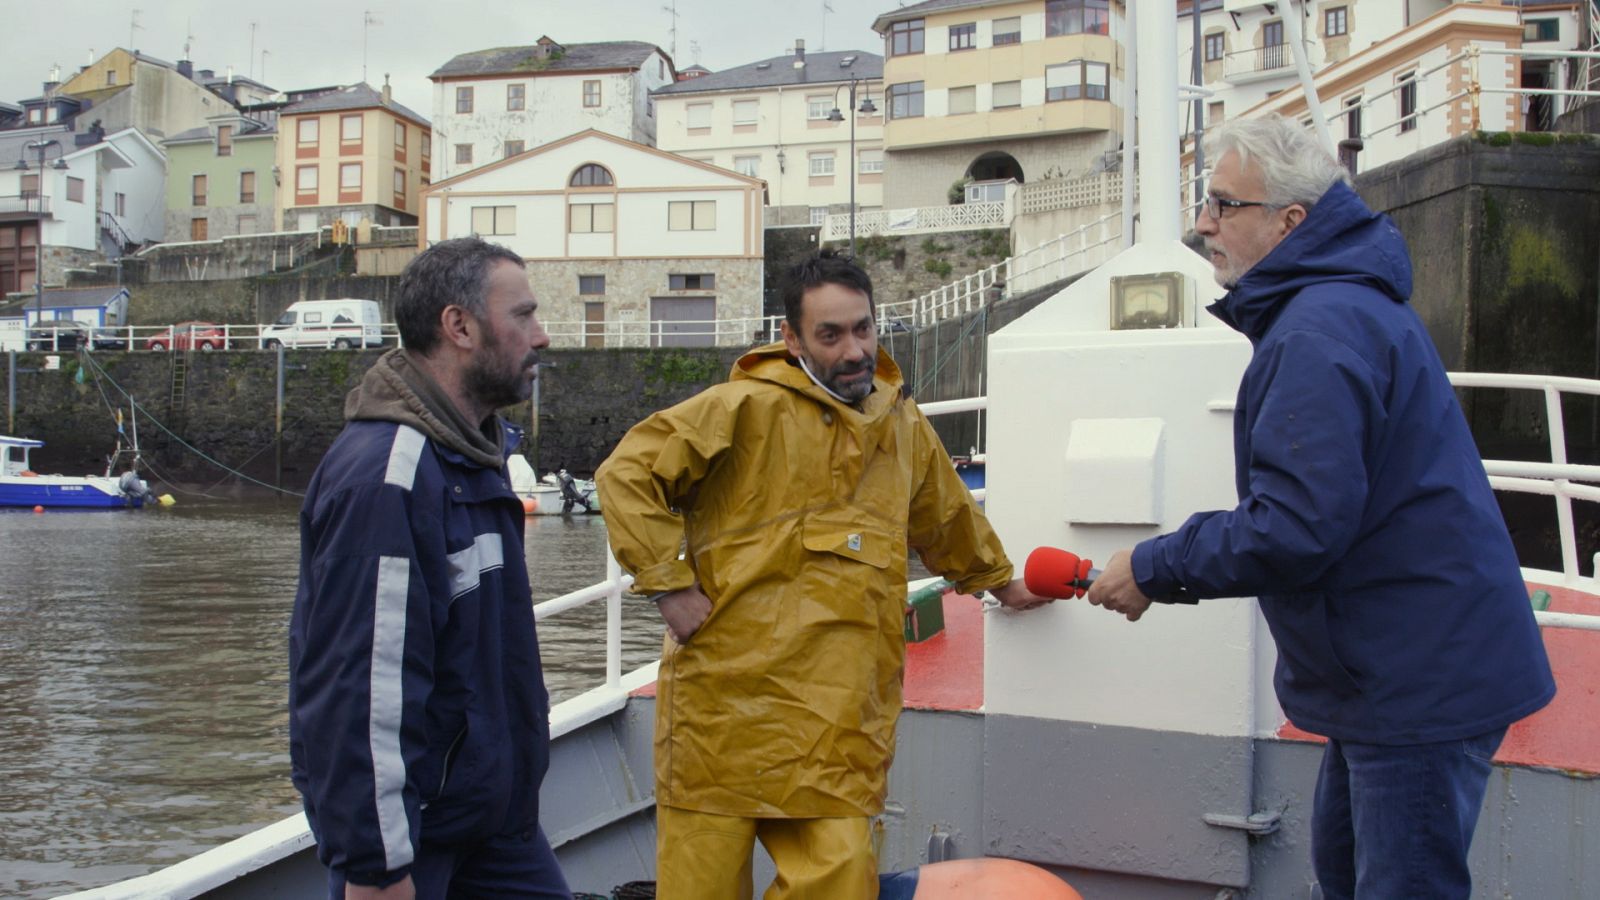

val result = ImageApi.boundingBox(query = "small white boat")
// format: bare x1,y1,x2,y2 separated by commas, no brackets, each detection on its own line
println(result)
508,456,600,516
0,435,150,510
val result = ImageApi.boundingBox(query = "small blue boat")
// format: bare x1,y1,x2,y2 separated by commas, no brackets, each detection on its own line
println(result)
0,435,149,509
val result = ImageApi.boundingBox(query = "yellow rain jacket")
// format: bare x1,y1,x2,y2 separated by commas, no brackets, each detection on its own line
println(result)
597,343,1013,818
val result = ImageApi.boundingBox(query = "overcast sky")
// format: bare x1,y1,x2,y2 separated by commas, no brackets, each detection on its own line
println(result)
1,0,893,119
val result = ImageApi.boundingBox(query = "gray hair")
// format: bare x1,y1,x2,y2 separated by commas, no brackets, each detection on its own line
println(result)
1203,113,1350,210
395,237,525,354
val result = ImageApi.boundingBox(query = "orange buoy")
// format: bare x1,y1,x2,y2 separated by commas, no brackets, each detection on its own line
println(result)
522,497,538,515
33,505,45,514
906,858,1085,899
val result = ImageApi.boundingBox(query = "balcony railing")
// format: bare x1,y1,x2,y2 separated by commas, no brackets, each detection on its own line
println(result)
0,194,52,217
1222,43,1294,81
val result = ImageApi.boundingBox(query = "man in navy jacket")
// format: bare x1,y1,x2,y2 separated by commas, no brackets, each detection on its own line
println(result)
1086,115,1554,899
290,238,570,899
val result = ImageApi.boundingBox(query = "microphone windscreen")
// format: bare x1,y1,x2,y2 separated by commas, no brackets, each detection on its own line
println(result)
1024,546,1089,599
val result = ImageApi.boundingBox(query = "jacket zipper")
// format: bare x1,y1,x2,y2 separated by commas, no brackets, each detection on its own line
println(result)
434,727,467,800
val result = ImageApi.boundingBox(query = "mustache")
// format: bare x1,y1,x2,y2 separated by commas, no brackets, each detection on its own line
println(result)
522,351,541,369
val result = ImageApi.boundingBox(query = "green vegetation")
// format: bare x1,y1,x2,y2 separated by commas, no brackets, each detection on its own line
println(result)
923,257,954,279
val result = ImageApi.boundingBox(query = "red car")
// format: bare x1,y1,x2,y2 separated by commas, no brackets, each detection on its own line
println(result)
147,322,229,352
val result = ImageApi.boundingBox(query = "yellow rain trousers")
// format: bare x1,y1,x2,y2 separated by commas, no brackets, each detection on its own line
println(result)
654,806,876,900
597,343,1013,826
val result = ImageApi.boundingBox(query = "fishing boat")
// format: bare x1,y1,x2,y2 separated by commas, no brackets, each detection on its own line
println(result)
0,435,149,510
509,455,601,516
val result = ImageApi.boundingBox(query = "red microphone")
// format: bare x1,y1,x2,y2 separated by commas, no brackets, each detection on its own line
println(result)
1024,547,1100,599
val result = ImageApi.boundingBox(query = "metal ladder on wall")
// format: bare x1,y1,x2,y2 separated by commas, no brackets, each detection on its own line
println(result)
168,351,188,423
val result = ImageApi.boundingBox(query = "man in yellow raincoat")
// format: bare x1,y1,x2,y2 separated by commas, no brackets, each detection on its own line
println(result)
597,251,1049,899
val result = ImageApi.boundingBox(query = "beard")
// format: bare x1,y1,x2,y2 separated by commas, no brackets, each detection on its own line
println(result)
466,327,539,409
802,347,877,402
1207,243,1244,289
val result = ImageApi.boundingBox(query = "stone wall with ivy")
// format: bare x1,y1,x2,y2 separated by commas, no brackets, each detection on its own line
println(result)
828,228,1012,309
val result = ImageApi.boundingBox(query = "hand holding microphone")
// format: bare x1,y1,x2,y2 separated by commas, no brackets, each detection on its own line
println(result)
1025,546,1195,622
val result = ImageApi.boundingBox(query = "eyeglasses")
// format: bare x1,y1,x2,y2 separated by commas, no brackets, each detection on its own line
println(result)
1202,194,1274,220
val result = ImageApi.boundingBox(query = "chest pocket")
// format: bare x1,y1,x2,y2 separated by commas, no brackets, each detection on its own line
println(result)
801,512,893,569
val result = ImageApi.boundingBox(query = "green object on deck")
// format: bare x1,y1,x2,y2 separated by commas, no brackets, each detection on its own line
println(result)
1530,589,1552,612
905,580,951,643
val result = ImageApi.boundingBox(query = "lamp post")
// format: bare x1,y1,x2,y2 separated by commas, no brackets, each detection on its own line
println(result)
826,76,877,259
14,139,68,330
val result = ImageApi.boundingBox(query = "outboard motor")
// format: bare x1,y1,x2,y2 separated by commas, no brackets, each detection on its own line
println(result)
557,468,592,514
118,470,151,500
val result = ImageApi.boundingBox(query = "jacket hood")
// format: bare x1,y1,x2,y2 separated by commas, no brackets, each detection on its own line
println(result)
1209,181,1414,340
731,341,906,415
345,349,510,469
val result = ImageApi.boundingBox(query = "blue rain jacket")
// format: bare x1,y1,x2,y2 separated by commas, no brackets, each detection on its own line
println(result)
289,417,550,885
1133,181,1554,744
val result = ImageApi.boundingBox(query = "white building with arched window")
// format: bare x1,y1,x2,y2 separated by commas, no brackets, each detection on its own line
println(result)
419,129,767,348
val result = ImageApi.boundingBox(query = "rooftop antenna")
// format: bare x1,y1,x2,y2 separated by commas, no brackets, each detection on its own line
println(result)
822,0,834,51
661,0,679,61
260,48,270,85
183,18,195,61
249,21,258,79
128,9,143,52
689,40,702,65
363,10,382,83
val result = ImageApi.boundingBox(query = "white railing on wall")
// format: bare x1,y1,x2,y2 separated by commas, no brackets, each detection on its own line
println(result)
825,199,1012,241
1019,171,1130,216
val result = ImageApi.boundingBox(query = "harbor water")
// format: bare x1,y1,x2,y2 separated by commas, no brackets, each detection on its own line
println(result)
0,499,664,899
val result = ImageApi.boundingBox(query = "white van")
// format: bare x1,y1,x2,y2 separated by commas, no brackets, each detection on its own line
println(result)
261,299,384,349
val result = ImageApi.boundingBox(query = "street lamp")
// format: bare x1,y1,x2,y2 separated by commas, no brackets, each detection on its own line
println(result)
826,76,877,259
14,139,68,331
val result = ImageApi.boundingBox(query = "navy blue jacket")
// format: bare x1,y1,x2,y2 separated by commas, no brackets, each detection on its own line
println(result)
1132,181,1554,745
289,418,550,885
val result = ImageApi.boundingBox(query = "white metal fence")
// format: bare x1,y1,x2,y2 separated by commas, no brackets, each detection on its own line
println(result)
824,199,1013,242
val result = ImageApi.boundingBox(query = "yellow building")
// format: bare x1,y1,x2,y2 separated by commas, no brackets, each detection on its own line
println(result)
871,0,1126,208
275,83,432,231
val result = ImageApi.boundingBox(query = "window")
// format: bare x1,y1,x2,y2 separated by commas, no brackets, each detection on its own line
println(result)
1046,61,1109,101
456,86,474,113
668,200,717,230
734,155,760,177
888,82,924,119
809,207,827,225
570,164,615,186
1046,0,1110,37
1208,100,1224,125
585,301,605,348
1261,21,1287,71
504,140,525,158
992,80,1022,109
107,70,117,86
115,192,126,216
1344,95,1362,141
687,103,712,129
191,217,208,241
1525,18,1560,42
669,273,714,291
421,134,432,159
240,171,256,203
659,59,666,79
583,80,601,107
455,143,473,165
948,85,977,115
340,162,362,192
1325,6,1348,37
66,177,84,203
217,125,233,156
808,153,835,177
949,23,976,51
192,174,208,206
471,206,517,235
1398,72,1417,133
341,114,362,143
296,165,318,193
507,83,526,110
1204,32,1225,62
858,148,884,174
889,19,925,56
297,117,318,146
1264,20,1284,47
238,214,257,233
394,121,406,154
808,95,833,120
993,17,1022,45
393,168,406,203
19,174,38,199
732,99,759,126
579,274,606,295
569,202,615,233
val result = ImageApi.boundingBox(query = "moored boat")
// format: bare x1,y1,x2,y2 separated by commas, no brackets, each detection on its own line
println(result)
0,436,149,510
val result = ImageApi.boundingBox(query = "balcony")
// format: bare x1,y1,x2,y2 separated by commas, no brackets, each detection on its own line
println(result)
0,194,52,220
1221,43,1305,85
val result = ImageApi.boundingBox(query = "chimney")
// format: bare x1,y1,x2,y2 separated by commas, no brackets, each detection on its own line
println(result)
226,65,234,84
177,59,194,79
198,68,215,80
382,73,392,105
43,63,61,98
793,38,806,69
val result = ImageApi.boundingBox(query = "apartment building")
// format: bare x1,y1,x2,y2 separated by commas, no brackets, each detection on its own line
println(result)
871,0,1127,209
429,36,675,180
162,113,277,241
275,82,432,231
654,43,884,226
420,129,764,348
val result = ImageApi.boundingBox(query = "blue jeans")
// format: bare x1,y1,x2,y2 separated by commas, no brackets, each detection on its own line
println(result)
327,825,571,899
1312,728,1506,899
